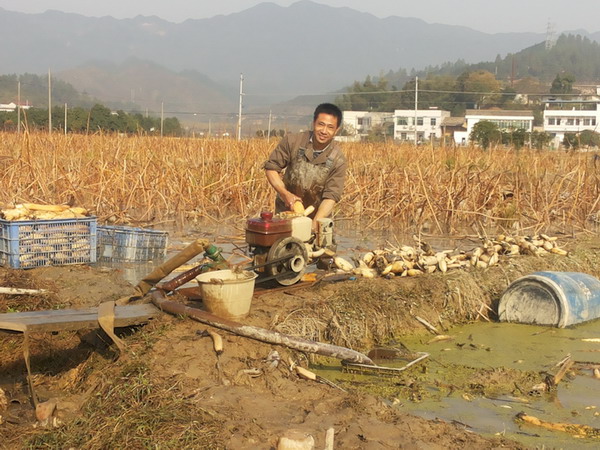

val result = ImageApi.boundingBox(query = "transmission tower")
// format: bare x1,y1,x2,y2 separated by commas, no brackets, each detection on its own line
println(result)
545,21,557,50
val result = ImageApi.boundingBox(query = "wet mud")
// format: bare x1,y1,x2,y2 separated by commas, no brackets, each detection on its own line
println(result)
1,227,600,448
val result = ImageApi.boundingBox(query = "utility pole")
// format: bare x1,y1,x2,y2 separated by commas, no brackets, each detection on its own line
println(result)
17,78,21,135
414,76,419,144
208,118,211,137
64,103,67,134
511,56,515,88
160,102,164,137
267,110,272,143
48,69,52,135
237,73,244,141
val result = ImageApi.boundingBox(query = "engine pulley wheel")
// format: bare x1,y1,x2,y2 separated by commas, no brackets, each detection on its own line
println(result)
266,236,309,286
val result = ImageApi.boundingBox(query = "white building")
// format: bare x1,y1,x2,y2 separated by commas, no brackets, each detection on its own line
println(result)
0,102,17,112
543,96,600,148
393,108,450,142
0,102,32,112
339,111,393,142
463,109,534,144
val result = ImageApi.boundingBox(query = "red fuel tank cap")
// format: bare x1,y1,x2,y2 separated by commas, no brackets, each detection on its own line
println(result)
260,211,273,221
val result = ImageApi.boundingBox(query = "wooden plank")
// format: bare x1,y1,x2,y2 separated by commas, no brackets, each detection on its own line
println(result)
0,304,160,333
0,304,157,323
1,307,99,319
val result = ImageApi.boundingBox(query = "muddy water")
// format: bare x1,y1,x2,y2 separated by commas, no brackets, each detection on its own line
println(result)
405,321,600,448
318,320,600,449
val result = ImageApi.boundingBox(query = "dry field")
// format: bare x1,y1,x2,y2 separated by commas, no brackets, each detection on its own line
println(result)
0,131,598,234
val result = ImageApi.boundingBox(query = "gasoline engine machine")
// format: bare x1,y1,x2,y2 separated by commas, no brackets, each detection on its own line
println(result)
245,211,335,285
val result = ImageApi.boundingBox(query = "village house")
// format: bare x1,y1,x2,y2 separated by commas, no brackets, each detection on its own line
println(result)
339,111,393,142
393,108,450,143
0,101,32,112
0,102,17,112
455,109,535,144
345,96,600,148
543,89,600,148
440,117,467,146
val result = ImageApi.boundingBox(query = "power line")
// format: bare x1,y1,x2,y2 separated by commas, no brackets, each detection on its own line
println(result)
10,79,600,119
8,74,594,106
336,88,563,97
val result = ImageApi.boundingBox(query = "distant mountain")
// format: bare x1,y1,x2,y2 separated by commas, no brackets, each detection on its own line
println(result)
475,34,600,83
0,73,97,109
569,29,600,43
0,1,550,109
57,59,236,117
368,33,600,93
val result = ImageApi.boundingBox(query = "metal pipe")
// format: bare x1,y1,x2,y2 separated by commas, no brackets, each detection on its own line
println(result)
156,264,207,292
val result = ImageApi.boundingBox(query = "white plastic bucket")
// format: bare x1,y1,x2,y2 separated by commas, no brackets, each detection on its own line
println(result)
195,269,258,320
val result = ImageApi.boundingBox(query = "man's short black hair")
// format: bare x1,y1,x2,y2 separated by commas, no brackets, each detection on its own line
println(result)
313,103,343,128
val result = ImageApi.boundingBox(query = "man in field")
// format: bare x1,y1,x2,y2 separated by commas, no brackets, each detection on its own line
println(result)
264,103,346,228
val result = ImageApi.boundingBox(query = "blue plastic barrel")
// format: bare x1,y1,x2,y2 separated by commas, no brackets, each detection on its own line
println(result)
498,271,600,328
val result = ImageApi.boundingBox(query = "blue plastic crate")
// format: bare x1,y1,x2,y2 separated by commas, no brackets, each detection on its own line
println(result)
0,217,97,269
97,225,168,262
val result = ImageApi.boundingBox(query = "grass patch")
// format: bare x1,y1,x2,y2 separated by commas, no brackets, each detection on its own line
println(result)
25,360,223,449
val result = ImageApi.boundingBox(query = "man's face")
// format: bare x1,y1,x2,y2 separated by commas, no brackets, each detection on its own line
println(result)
313,113,339,147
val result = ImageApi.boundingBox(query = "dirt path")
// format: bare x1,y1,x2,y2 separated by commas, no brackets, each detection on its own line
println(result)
2,234,597,448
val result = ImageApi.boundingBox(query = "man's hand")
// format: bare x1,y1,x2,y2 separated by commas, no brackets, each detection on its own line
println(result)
266,169,301,209
282,192,302,209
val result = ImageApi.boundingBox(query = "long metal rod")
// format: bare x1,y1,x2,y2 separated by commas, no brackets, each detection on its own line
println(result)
48,69,52,135
342,352,429,376
414,76,418,144
157,253,297,292
17,79,21,134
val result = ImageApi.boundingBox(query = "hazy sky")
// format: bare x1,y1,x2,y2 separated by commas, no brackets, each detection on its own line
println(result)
0,0,598,34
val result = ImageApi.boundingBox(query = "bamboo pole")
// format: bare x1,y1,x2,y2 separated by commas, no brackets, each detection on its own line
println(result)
151,291,374,365
0,287,50,296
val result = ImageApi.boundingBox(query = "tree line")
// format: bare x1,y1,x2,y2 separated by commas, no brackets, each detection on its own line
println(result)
0,103,182,136
469,121,552,150
336,70,521,118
